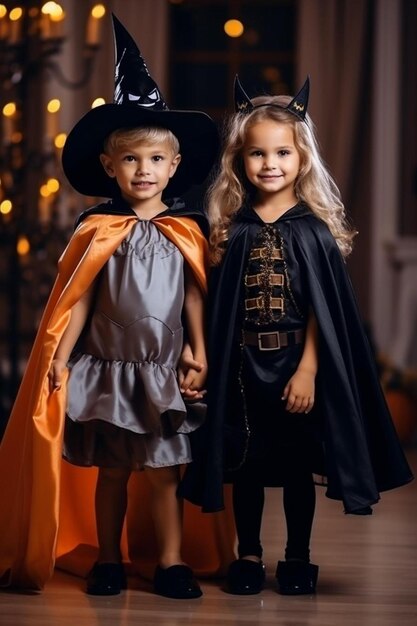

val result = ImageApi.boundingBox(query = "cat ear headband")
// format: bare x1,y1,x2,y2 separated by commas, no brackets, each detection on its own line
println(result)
234,75,310,122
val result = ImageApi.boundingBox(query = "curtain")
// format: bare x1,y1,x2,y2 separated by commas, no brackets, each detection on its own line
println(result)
296,0,374,319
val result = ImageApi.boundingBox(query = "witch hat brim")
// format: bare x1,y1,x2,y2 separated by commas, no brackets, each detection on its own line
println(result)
62,103,219,198
62,14,219,198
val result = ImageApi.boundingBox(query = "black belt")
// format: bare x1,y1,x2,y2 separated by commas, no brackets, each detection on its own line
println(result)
242,329,305,351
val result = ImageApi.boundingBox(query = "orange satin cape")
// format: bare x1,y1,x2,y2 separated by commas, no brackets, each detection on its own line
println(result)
0,214,235,590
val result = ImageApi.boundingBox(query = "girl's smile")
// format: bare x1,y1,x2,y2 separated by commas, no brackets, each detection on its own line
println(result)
242,120,300,205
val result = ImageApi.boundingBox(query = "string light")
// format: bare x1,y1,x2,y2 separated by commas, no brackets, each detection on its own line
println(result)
224,19,244,38
0,199,12,215
91,4,106,19
47,98,61,113
41,2,64,18
2,102,16,117
92,97,105,108
9,7,23,21
54,133,66,149
39,184,51,198
46,178,60,193
17,235,30,256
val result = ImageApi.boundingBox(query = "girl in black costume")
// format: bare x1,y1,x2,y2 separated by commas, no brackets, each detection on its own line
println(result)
179,77,413,596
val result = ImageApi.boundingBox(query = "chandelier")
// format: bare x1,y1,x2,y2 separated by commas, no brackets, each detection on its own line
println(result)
0,1,106,420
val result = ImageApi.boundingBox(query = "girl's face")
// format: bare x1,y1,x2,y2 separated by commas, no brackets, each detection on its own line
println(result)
100,139,181,209
242,120,301,204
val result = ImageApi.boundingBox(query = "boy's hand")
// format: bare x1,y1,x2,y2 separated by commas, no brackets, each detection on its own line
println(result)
180,368,207,402
282,368,315,414
181,365,207,395
48,358,67,392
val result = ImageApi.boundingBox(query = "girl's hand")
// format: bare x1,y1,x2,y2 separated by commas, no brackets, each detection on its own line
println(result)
282,368,315,414
48,358,67,392
180,364,208,402
178,344,206,401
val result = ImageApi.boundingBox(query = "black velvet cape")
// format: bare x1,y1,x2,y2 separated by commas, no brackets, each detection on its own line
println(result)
179,203,413,514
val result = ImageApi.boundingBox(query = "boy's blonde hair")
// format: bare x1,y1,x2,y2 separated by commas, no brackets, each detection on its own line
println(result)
208,95,356,264
103,126,180,156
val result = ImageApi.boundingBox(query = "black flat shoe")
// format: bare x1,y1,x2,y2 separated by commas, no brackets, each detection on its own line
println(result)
153,564,202,599
276,560,319,595
86,562,127,596
226,559,266,595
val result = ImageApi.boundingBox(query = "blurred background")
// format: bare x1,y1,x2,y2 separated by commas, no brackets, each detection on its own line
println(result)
0,0,416,443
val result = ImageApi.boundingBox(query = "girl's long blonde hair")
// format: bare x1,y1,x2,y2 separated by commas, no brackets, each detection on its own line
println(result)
207,95,356,264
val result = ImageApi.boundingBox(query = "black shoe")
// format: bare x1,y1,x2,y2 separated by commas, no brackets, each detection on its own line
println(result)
86,562,127,596
276,560,319,595
153,564,202,599
226,559,266,595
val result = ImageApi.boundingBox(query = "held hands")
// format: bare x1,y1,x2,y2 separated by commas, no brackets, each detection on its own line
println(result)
282,368,315,414
178,343,207,402
48,358,67,392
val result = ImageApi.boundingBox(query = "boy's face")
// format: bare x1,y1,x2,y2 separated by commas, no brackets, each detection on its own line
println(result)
100,139,181,208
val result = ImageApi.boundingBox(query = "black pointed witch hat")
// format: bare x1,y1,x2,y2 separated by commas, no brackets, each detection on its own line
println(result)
62,14,218,198
234,74,310,121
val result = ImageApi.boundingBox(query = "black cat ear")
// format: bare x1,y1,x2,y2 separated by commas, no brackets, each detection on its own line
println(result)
286,76,309,120
234,75,253,114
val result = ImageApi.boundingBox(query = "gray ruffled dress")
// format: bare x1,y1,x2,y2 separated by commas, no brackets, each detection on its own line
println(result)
63,219,204,470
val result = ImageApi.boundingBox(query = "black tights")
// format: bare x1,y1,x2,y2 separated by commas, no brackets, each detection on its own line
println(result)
232,464,316,562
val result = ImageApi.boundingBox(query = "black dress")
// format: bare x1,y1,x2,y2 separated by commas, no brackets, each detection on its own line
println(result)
179,202,413,514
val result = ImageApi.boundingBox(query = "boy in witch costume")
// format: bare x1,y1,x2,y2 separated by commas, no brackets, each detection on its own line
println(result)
0,15,235,597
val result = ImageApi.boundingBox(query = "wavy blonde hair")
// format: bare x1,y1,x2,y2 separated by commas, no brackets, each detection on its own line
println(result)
208,95,356,264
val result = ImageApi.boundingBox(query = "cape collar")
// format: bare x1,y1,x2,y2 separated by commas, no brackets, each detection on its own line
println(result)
76,196,186,223
235,202,311,225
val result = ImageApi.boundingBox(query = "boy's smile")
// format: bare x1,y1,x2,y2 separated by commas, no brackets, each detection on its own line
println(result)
100,139,181,214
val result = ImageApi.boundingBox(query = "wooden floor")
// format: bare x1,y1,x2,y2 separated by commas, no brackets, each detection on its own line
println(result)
1,450,416,626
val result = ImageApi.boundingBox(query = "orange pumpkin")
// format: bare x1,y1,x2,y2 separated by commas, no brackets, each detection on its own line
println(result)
385,389,417,443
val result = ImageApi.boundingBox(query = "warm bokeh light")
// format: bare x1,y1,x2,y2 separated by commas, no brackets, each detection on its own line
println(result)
263,66,281,82
91,4,106,19
50,8,65,22
224,19,244,38
41,1,55,12
243,27,259,46
40,178,60,197
47,98,61,113
0,5,7,18
54,133,66,148
92,97,106,108
41,2,62,16
46,178,60,193
12,131,23,143
0,199,12,215
3,102,16,117
40,184,51,198
9,7,23,21
17,235,30,256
